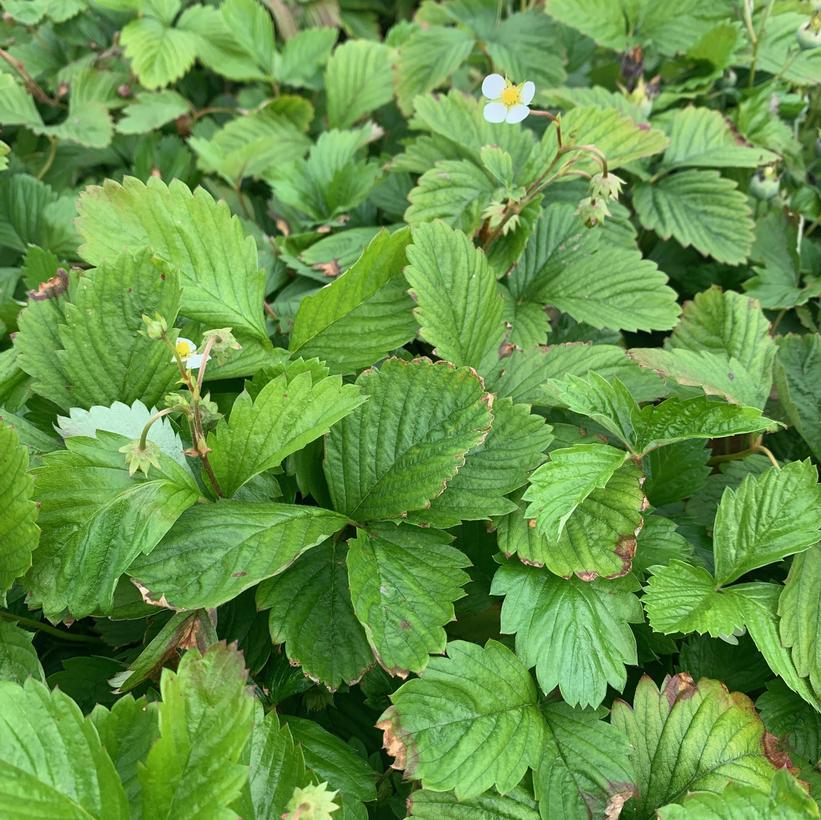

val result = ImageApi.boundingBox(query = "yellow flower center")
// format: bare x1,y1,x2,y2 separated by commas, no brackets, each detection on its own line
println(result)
176,339,195,357
500,84,521,107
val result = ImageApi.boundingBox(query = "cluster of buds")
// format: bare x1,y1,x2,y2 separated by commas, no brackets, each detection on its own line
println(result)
576,171,625,228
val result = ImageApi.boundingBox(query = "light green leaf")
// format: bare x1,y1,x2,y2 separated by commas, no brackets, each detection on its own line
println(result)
289,229,417,374
218,0,276,76
326,40,394,129
258,540,374,690
140,643,255,819
713,460,821,586
644,560,745,638
633,516,695,575
523,443,628,541
207,367,364,497
117,90,191,135
0,422,39,597
0,621,45,684
121,15,198,90
492,561,641,707
324,358,492,521
0,74,43,129
130,501,348,610
404,221,505,369
347,525,470,676
535,701,635,820
774,334,821,460
76,176,267,340
633,171,754,265
0,679,129,818
611,674,781,818
25,432,200,621
276,28,338,88
377,640,544,799
408,785,540,818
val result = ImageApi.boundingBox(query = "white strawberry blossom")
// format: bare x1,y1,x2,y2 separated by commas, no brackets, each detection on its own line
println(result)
174,337,210,370
481,73,535,124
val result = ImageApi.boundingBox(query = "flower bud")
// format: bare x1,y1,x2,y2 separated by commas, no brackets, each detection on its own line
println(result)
589,172,625,201
118,440,162,478
141,313,168,339
202,327,242,364
576,196,611,228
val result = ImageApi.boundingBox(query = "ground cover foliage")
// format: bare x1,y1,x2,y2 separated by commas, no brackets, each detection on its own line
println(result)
0,0,820,817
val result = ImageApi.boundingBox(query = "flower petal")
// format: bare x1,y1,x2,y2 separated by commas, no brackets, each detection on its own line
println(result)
186,353,205,370
505,104,530,124
483,102,508,123
520,81,535,106
481,73,506,100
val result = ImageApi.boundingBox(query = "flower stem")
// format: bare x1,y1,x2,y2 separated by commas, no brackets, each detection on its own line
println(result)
0,610,101,644
139,408,175,450
530,109,563,147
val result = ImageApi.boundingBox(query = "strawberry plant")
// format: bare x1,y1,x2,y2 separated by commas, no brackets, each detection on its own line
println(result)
1,0,820,817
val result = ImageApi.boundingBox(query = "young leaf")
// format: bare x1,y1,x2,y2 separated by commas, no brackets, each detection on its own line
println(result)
492,561,642,708
140,643,255,818
324,358,492,521
377,640,545,799
257,540,374,690
129,501,348,610
774,334,821,460
116,90,191,135
713,460,821,586
0,621,45,684
326,40,394,129
346,524,470,676
121,12,198,89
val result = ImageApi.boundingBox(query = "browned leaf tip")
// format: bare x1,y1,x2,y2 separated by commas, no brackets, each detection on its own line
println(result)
603,785,635,819
661,672,697,708
763,732,796,773
377,713,408,772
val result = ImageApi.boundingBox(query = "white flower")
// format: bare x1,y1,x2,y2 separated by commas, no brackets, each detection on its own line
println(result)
481,73,535,125
173,337,209,370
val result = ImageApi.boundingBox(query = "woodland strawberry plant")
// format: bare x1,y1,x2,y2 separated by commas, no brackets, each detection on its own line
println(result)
1,0,821,817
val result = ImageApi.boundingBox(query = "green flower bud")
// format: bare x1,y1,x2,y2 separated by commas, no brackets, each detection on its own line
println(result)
202,327,242,364
118,439,162,478
576,196,611,228
283,782,340,820
589,172,626,201
141,313,168,340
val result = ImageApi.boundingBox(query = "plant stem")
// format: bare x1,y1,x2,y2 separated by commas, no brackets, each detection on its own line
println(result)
36,137,58,180
530,109,562,147
139,407,175,449
0,610,101,644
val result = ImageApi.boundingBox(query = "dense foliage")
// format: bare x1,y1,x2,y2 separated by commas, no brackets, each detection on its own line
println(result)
1,0,820,817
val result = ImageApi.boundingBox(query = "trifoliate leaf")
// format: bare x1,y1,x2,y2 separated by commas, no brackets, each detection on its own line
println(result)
140,643,255,818
346,525,470,676
289,229,417,374
76,176,267,340
378,640,544,799
713,460,821,586
774,334,821,460
492,561,642,707
404,221,505,369
121,14,198,90
326,40,394,129
258,540,374,690
117,90,191,135
611,674,783,818
633,171,754,265
0,422,39,597
207,368,364,497
324,358,492,522
535,701,635,820
129,501,348,610
408,785,540,818
0,621,45,684
0,679,129,818
25,432,200,621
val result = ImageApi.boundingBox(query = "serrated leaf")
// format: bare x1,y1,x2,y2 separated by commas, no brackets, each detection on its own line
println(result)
347,524,470,676
25,432,200,621
0,679,129,818
633,171,754,265
207,367,364,497
492,561,641,707
326,40,394,129
774,334,821,460
0,75,43,129
258,540,373,689
404,221,505,368
276,28,338,88
324,358,492,522
289,229,417,374
0,422,39,597
140,643,255,818
643,440,711,507
117,90,191,134
378,639,544,799
0,621,45,684
535,701,635,820
633,516,695,575
757,679,821,762
408,785,540,818
121,15,198,89
76,176,267,340
130,501,347,610
713,460,821,586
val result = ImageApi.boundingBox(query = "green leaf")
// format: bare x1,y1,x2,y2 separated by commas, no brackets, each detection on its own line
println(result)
535,701,635,820
0,679,129,818
408,785,540,818
611,673,782,818
0,422,39,597
0,621,45,684
0,75,43,130
218,0,277,76
25,432,200,621
492,561,641,707
276,28,338,88
713,460,821,586
633,171,754,265
377,640,544,799
633,516,695,575
660,106,778,170
117,90,191,135
324,358,492,522
207,367,364,497
779,546,821,700
258,540,373,689
121,14,198,89
289,229,417,374
644,560,745,638
523,443,629,540
757,679,821,762
326,40,394,129
346,524,470,676
404,221,505,368
76,176,267,340
140,643,255,819
130,501,348,610
774,334,821,460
